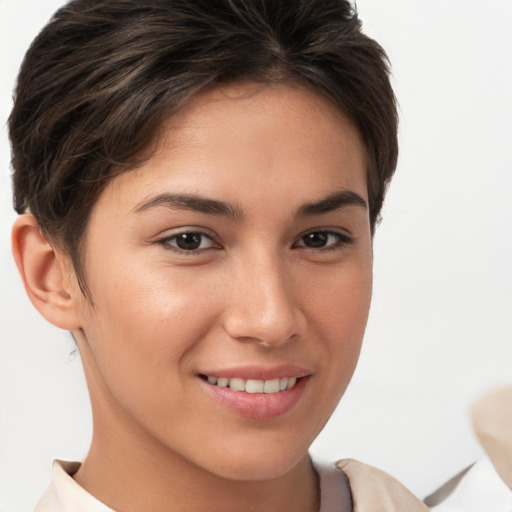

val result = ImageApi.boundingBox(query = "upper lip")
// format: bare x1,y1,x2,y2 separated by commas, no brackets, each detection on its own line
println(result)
198,364,311,381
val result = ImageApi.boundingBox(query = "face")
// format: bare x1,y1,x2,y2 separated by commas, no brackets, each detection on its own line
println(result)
73,82,372,481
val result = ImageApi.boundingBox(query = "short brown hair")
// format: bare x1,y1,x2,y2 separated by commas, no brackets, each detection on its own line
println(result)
9,0,398,295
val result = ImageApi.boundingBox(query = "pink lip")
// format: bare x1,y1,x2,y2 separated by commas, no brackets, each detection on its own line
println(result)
198,365,311,420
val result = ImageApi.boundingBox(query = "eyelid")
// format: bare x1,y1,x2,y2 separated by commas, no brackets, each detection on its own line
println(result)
155,227,222,254
293,228,355,250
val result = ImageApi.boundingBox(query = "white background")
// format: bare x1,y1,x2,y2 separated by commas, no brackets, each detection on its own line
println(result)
1,1,511,510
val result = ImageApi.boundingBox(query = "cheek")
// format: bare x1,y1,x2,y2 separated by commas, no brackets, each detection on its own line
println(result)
307,260,372,337
303,259,372,388
77,271,225,437
80,261,222,387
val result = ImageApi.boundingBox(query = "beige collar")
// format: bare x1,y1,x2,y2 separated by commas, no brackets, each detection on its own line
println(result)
36,458,426,511
336,459,429,511
33,460,114,512
471,386,512,489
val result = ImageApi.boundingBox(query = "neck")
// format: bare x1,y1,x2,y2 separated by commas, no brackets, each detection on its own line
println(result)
73,410,320,512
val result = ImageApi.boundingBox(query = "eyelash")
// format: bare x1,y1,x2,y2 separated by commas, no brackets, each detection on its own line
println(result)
156,229,355,255
293,230,355,252
156,230,219,255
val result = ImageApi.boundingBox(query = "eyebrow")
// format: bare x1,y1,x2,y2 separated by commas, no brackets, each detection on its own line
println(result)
133,189,366,220
296,190,367,217
133,193,243,220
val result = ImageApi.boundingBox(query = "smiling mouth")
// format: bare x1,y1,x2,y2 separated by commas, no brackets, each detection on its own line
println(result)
200,375,299,394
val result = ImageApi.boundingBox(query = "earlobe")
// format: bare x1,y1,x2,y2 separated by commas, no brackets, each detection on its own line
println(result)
12,214,82,330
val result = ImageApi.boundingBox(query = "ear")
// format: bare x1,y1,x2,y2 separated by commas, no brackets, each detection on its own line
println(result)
12,214,82,330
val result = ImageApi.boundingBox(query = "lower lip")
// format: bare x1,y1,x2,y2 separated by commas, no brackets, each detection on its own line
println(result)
200,376,309,420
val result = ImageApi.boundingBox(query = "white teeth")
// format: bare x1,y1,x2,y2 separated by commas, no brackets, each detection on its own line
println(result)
246,379,264,393
229,378,245,392
217,377,229,388
205,375,299,393
263,378,280,394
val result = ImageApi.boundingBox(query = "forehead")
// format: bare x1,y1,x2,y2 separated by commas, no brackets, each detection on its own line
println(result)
94,82,368,217
159,81,364,163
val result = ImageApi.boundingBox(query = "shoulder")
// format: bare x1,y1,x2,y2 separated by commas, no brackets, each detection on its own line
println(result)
336,458,429,512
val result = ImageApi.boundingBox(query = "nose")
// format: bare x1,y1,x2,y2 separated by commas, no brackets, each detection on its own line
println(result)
222,252,306,347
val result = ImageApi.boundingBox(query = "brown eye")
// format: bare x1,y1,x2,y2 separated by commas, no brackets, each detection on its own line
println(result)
301,232,329,248
294,230,354,250
175,232,203,250
159,231,217,252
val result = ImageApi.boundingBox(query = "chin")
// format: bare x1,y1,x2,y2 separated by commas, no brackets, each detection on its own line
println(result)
199,440,311,482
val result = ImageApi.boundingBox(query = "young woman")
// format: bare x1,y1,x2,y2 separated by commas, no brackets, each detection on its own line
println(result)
9,0,428,510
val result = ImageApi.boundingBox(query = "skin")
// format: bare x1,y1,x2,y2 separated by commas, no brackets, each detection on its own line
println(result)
13,82,372,512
